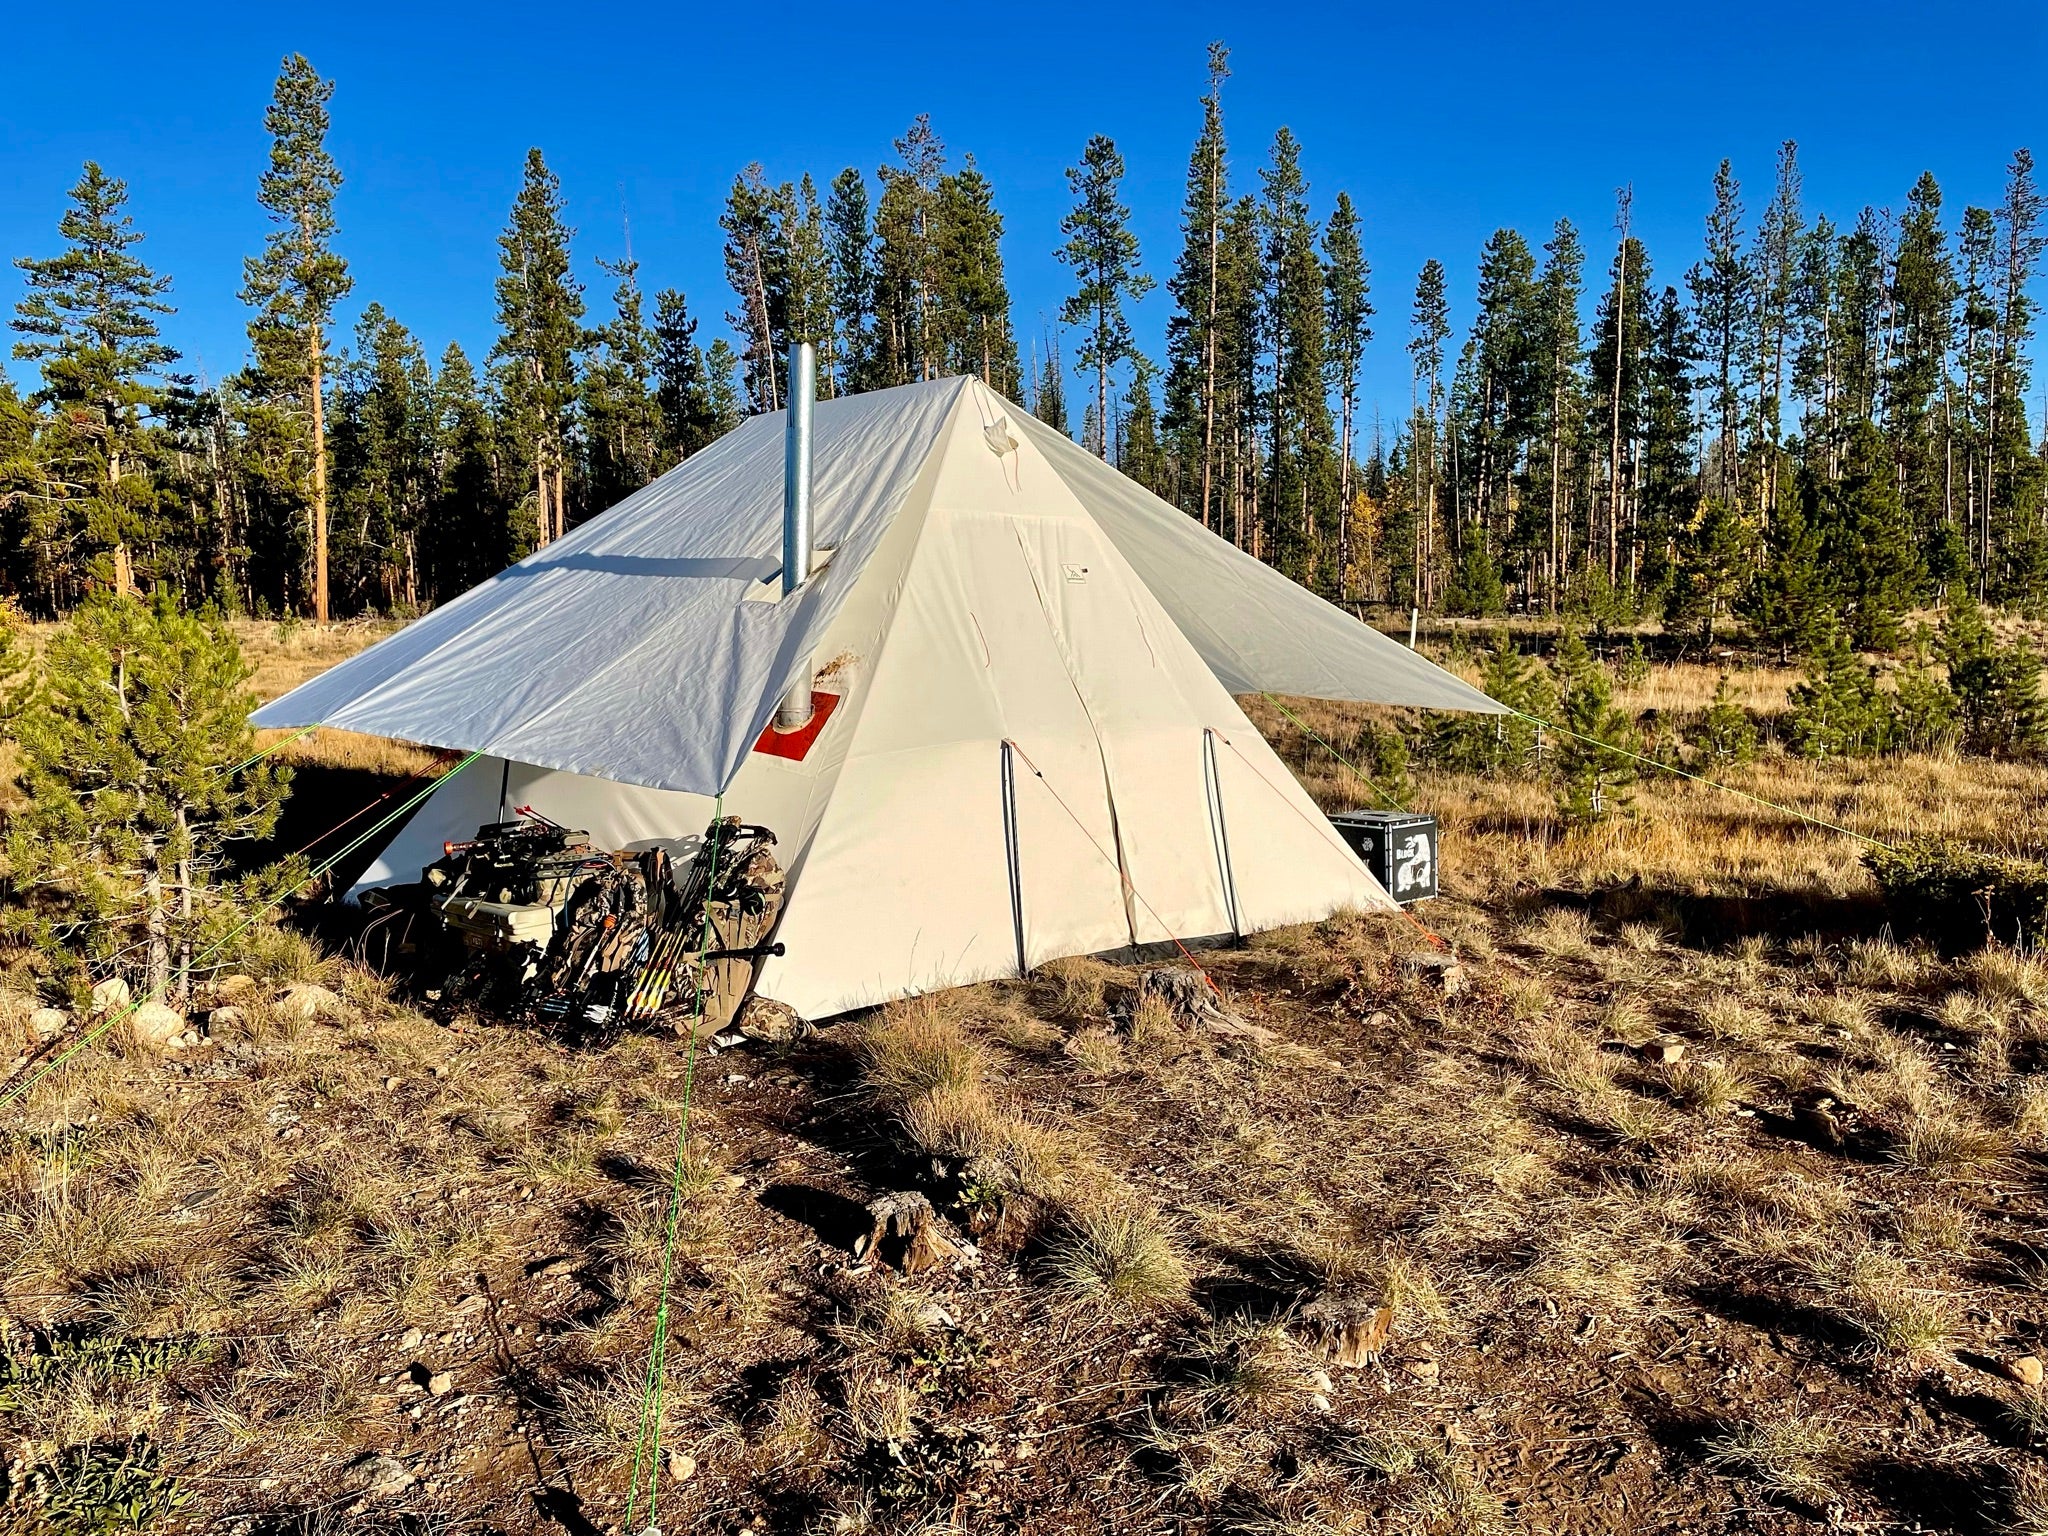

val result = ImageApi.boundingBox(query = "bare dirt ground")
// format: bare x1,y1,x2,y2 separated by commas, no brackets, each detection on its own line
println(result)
5,624,2048,1535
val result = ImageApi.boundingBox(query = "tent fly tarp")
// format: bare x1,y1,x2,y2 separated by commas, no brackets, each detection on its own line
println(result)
256,375,1503,1019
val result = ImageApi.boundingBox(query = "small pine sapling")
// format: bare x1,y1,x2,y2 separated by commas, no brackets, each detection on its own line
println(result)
1549,628,1636,826
1689,674,1758,766
1616,636,1652,691
1784,618,1888,759
7,593,292,1006
1886,626,1959,755
1424,633,1551,775
1346,719,1415,808
1941,592,2048,759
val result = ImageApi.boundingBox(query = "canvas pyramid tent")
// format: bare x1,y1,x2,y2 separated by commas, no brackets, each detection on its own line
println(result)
255,374,1503,1019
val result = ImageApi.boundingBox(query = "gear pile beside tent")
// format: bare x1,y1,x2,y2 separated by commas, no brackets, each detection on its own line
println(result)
256,370,1502,1021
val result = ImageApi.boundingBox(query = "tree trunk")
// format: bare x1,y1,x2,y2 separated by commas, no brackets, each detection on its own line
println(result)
1607,244,1626,587
1337,391,1353,600
174,807,193,1008
311,333,329,622
145,864,170,1002
1199,144,1221,531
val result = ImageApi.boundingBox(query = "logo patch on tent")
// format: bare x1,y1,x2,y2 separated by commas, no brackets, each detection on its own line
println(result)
754,690,840,761
1062,564,1089,583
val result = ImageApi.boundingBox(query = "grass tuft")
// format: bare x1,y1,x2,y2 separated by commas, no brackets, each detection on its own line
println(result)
1047,1197,1191,1311
1704,1418,1848,1508
860,999,985,1107
1831,1247,1957,1355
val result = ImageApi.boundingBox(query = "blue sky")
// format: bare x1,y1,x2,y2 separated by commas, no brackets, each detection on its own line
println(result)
3,0,2044,429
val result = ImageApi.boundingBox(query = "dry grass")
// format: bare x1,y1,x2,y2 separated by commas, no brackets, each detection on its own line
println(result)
1704,1417,1850,1508
1828,1247,1959,1356
10,638,2048,1533
859,998,987,1106
1046,1197,1192,1311
1665,1057,1753,1114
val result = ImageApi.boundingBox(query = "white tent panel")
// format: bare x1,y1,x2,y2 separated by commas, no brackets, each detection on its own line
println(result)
1010,407,1506,715
1205,726,1388,931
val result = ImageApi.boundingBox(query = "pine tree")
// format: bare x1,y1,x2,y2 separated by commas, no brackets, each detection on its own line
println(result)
11,161,180,606
1745,473,1831,658
1057,135,1153,459
7,593,290,1004
1163,42,1232,529
1323,191,1372,595
1116,361,1167,494
651,289,722,462
826,169,879,394
1664,495,1750,643
1988,150,2047,602
1407,261,1450,605
935,159,1018,395
240,55,351,622
1941,590,2048,757
873,117,947,386
421,342,502,599
1814,420,1922,648
1549,628,1636,824
580,257,664,513
720,164,787,413
1641,284,1701,606
786,174,833,362
1888,171,1961,580
330,303,432,611
1463,227,1537,592
1587,234,1653,592
1689,674,1759,765
1784,615,1888,758
1790,214,1843,470
1258,129,1335,586
1749,142,1804,511
702,340,743,436
491,148,583,548
1215,196,1266,553
1032,330,1070,435
1688,160,1750,496
1530,220,1587,612
1425,632,1551,773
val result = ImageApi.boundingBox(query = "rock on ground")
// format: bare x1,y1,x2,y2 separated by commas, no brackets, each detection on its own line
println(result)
276,982,347,1023
128,1001,187,1052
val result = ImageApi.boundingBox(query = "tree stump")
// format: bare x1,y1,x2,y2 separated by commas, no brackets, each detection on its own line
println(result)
1137,967,1276,1045
1298,1298,1395,1367
1401,952,1469,998
857,1191,958,1274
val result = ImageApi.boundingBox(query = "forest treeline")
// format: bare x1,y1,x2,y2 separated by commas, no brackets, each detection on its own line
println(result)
2,46,2043,652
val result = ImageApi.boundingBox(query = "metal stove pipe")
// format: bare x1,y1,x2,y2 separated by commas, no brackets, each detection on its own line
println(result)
776,341,818,731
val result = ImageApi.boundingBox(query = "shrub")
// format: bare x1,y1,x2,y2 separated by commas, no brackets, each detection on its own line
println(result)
1865,837,2048,951
1784,619,1889,759
23,1439,190,1535
1941,593,2048,759
1688,674,1758,767
1550,629,1636,826
1424,633,1550,774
